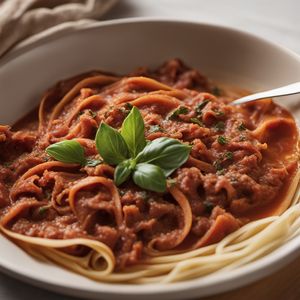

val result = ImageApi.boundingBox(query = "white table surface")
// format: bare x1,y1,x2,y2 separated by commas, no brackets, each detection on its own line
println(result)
1,0,299,299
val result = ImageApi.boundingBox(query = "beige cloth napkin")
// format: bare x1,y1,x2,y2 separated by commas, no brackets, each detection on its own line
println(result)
0,0,118,57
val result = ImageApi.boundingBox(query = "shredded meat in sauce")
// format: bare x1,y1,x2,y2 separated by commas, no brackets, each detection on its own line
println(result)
0,59,298,269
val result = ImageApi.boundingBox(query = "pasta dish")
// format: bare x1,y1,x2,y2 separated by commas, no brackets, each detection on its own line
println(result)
0,59,299,283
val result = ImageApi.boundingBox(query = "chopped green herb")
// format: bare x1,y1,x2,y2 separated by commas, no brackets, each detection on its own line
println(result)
168,106,189,120
217,135,228,145
214,121,225,131
213,160,223,171
88,110,97,119
119,103,134,116
78,111,84,116
167,178,177,187
215,110,225,117
239,135,246,141
38,205,51,216
212,86,222,96
148,124,163,134
224,151,233,160
195,100,209,114
204,201,215,213
190,118,203,126
86,159,103,167
237,122,246,131
216,169,225,175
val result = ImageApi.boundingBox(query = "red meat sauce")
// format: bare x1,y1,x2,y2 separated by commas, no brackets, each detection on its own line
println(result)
0,59,298,269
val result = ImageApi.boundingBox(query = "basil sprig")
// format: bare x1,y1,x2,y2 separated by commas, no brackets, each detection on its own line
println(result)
46,106,191,192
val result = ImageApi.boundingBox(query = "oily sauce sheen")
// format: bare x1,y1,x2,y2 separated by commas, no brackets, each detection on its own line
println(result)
0,59,299,269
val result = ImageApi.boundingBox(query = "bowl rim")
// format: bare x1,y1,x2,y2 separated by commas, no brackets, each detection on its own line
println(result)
1,17,300,67
1,17,300,299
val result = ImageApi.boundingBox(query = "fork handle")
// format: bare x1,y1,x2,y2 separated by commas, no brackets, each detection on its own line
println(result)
232,82,300,105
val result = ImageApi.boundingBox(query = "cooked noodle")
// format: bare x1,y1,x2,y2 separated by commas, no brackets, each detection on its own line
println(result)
0,59,299,283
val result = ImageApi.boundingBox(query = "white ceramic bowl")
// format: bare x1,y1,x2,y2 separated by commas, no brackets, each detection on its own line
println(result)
0,18,300,300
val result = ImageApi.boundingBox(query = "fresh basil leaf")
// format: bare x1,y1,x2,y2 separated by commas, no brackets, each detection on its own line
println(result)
136,137,191,176
133,163,166,193
46,140,86,165
114,159,134,186
121,106,146,158
95,123,129,165
86,159,103,167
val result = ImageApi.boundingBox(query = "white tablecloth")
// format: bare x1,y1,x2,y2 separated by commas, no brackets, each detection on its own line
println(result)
1,0,299,299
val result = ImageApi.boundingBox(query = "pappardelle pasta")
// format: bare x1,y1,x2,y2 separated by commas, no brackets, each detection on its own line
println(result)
0,59,299,283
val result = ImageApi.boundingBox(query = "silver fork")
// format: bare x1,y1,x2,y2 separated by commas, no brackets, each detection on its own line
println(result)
231,82,300,105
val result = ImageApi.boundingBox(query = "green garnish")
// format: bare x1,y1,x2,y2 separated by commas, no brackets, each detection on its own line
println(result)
239,135,246,141
135,137,191,177
46,140,103,168
213,160,223,171
214,121,225,131
148,124,163,134
120,106,147,158
114,159,134,186
96,123,129,165
38,205,51,216
133,163,166,193
88,110,97,119
119,103,133,115
47,107,191,193
190,118,203,126
85,159,103,167
237,122,246,131
46,140,86,165
168,106,189,120
125,103,133,110
217,135,228,145
195,100,209,114
216,169,226,175
167,178,177,187
224,151,233,160
215,110,225,117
